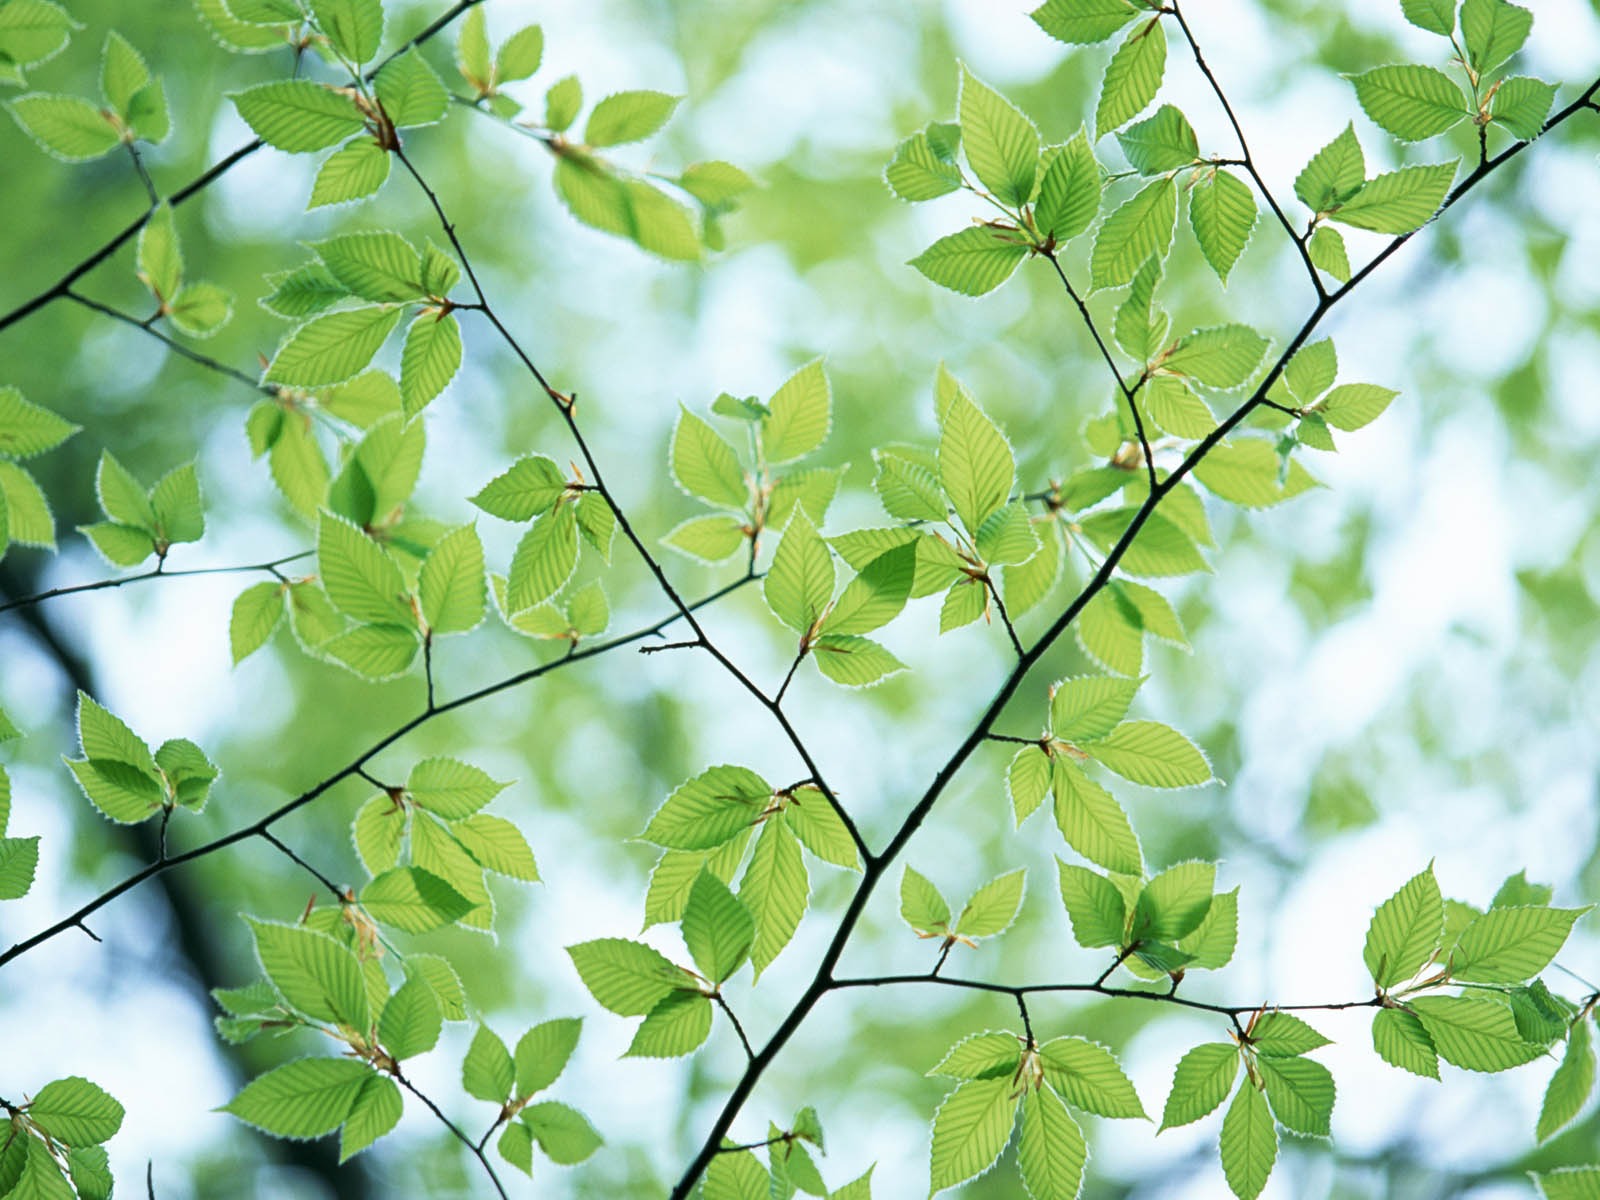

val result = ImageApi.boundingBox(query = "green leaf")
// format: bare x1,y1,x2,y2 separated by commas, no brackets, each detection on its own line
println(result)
1490,76,1557,139
351,794,403,876
462,1024,515,1102
1410,994,1546,1072
310,0,382,63
1452,906,1587,983
317,511,410,625
1460,0,1532,74
928,1077,1017,1194
323,623,418,679
1083,720,1211,788
453,814,540,882
66,758,160,823
545,73,581,132
137,200,182,303
1257,1054,1334,1136
1536,1168,1600,1200
955,868,1025,939
1314,383,1397,432
1308,226,1351,281
643,765,768,851
1189,168,1257,284
65,1144,113,1200
1091,177,1177,290
309,139,392,208
885,124,963,202
958,64,1038,206
1161,325,1270,389
930,1032,1023,1080
823,544,915,636
703,1148,770,1200
812,634,905,686
1052,758,1142,874
406,757,506,820
168,281,232,337
1295,124,1366,213
902,865,951,935
266,306,403,388
1249,1012,1331,1057
514,1018,582,1099
101,31,149,119
1117,104,1196,173
0,836,41,901
566,937,686,1017
939,385,1013,536
626,990,713,1059
1031,0,1139,44
1401,0,1455,36
585,89,679,147
6,93,119,161
150,461,204,544
339,1073,402,1162
76,692,156,775
1096,20,1166,137
1364,864,1444,988
1034,130,1101,242
765,509,834,633
522,1101,603,1164
506,506,579,611
1371,1006,1440,1078
247,917,369,1030
374,48,448,128
682,869,755,983
1538,1018,1595,1142
361,867,474,933
1220,1082,1276,1200
1050,674,1142,742
1019,1086,1087,1200
418,524,485,635
1056,861,1126,948
313,231,423,303
740,816,809,976
763,360,831,465
663,513,746,563
909,226,1029,297
1143,377,1216,439
1009,745,1052,823
1038,1037,1147,1117
1193,439,1318,507
222,1057,371,1139
95,450,153,529
496,24,544,82
785,788,861,869
672,407,747,508
1160,1042,1239,1129
378,977,441,1060
473,455,567,521
0,462,56,548
0,387,78,460
1133,861,1214,941
1333,161,1458,234
1350,66,1468,142
26,1078,124,1145
231,80,365,152
1178,886,1238,969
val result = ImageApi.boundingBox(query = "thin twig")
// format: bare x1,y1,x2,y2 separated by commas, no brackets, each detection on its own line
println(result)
394,1069,509,1200
0,552,311,618
65,290,275,396
714,994,756,1063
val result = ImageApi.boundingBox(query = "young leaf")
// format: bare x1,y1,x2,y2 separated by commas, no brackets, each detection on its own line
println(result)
1031,0,1140,44
1401,0,1455,36
1537,1018,1595,1142
1056,861,1127,948
1096,20,1166,137
6,93,120,161
473,455,567,521
360,867,474,933
222,1057,371,1139
462,1025,515,1103
1116,104,1196,174
1050,674,1142,742
626,990,713,1059
522,1101,603,1164
1082,720,1212,788
930,1033,1023,1080
671,407,746,508
909,226,1029,297
1133,861,1215,942
1409,995,1546,1072
902,865,951,936
763,359,831,465
25,1077,124,1146
1371,1006,1440,1078
1034,130,1101,242
374,49,448,128
317,511,411,626
681,869,755,983
1219,1082,1277,1200
246,917,370,1030
1257,1054,1334,1136
378,977,441,1060
514,1018,582,1099
1308,226,1351,281
1161,325,1270,389
311,0,383,64
231,80,365,152
958,65,1038,206
643,765,769,851
1490,76,1557,140
764,509,834,634
1364,864,1444,988
1160,1042,1239,1129
1037,1037,1147,1117
1249,1013,1332,1058
1018,1087,1087,1200
739,817,809,976
1189,168,1257,284
1332,161,1458,234
1460,0,1532,74
1090,177,1177,290
339,1074,402,1162
1052,758,1142,874
1350,66,1467,142
939,386,1013,536
585,90,679,147
1295,124,1365,213
928,1077,1017,1194
954,868,1026,939
265,306,403,388
1453,906,1587,983
566,938,685,1017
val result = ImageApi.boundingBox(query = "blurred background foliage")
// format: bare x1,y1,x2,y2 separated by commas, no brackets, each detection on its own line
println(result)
2,0,1600,1196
